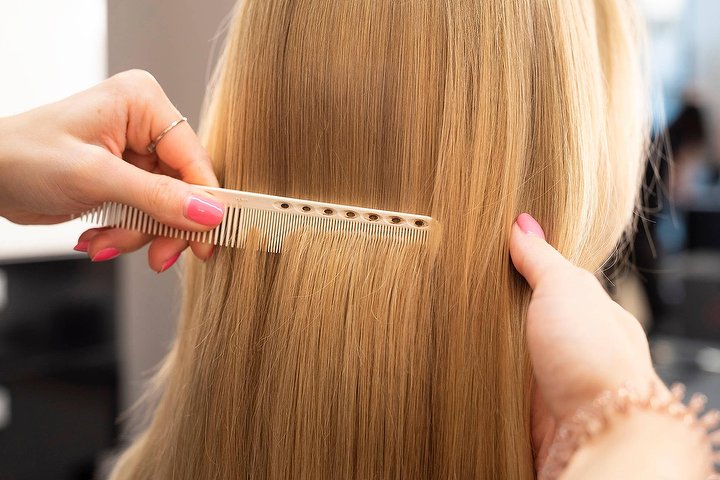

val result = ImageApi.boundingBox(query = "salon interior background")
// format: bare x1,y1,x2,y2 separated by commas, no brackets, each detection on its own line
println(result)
0,0,718,478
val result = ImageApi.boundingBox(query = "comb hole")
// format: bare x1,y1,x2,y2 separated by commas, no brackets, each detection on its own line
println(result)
390,216,402,224
302,206,312,212
280,203,290,209
414,219,426,228
323,208,334,216
367,213,379,222
345,211,356,219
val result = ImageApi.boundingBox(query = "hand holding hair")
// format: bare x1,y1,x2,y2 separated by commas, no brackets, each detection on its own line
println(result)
510,213,718,479
0,70,224,271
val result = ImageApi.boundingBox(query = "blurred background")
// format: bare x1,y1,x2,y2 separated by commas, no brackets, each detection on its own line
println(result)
0,0,718,478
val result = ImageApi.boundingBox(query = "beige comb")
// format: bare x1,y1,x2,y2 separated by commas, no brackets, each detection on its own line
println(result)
79,186,432,253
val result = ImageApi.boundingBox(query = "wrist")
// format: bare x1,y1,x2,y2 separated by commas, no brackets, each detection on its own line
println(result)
0,115,9,157
0,113,32,219
541,381,720,480
561,408,712,480
0,113,21,165
0,115,14,215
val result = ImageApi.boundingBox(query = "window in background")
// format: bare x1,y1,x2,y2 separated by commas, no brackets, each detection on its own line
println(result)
0,0,107,262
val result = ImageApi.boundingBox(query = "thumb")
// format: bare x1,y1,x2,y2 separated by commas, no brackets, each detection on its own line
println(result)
93,152,225,231
509,213,573,290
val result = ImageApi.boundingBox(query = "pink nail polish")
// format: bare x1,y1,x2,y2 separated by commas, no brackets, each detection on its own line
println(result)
184,195,224,226
516,213,546,240
73,241,89,253
92,247,121,262
159,252,181,273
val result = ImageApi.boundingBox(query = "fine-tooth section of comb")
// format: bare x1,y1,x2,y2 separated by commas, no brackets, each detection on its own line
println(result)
78,187,432,254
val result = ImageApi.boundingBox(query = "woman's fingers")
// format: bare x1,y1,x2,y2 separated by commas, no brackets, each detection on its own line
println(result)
510,213,657,421
77,227,192,272
510,213,609,301
82,74,225,233
189,240,215,261
79,70,225,262
111,70,219,188
509,214,573,290
82,227,153,262
147,237,188,273
74,227,110,252
81,147,225,233
0,71,223,269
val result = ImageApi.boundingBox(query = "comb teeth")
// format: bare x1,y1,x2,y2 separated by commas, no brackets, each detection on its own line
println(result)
80,202,429,253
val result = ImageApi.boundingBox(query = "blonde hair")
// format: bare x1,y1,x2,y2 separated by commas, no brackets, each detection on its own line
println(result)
111,0,647,478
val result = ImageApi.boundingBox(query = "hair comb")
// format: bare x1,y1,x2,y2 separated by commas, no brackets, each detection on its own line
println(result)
78,186,433,253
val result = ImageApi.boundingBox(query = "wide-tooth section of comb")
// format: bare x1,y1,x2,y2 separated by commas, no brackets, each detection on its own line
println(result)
79,202,430,253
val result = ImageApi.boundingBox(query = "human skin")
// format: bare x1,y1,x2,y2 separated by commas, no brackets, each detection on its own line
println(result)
510,213,713,478
0,74,712,476
0,69,223,272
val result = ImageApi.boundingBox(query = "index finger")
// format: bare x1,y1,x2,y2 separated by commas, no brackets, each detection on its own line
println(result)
509,216,574,290
118,70,220,187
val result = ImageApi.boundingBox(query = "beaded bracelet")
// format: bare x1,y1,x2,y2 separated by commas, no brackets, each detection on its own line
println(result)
538,381,720,480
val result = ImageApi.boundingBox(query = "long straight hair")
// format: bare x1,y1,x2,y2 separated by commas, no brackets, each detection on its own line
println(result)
111,1,647,478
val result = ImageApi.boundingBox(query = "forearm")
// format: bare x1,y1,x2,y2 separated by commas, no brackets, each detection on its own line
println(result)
0,114,19,214
0,114,14,164
561,409,712,480
0,112,55,221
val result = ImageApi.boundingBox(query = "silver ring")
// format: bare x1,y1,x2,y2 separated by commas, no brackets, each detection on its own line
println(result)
147,116,187,153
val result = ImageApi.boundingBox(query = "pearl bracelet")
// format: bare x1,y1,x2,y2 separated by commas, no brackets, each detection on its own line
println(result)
538,381,720,480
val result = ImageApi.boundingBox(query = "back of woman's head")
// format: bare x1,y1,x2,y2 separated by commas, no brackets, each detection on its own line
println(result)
111,1,647,478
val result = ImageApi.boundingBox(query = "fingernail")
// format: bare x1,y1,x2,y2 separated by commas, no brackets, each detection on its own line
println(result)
184,195,224,226
92,248,121,262
159,252,181,273
73,241,89,253
516,213,545,240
